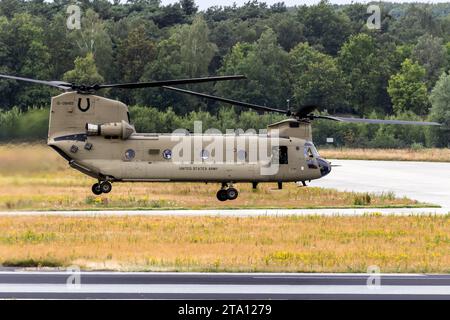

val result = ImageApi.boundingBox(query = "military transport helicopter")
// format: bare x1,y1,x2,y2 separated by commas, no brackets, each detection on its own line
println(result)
0,74,441,201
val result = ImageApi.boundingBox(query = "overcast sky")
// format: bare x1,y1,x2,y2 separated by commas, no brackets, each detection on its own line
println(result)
161,0,450,11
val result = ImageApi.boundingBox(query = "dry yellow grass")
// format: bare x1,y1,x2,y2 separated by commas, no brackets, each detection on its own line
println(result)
0,215,448,272
319,148,450,162
0,144,425,210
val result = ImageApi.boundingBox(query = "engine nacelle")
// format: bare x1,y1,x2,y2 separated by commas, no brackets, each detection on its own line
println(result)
86,120,135,139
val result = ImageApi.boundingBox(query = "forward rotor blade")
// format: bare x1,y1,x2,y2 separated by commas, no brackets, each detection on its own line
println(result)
314,115,441,126
162,86,289,115
0,74,72,90
95,75,247,90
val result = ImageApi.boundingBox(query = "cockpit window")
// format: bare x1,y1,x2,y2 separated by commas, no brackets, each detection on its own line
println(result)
304,142,319,158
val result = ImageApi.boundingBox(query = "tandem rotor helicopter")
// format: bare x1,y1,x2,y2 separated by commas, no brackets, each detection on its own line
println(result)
0,74,441,201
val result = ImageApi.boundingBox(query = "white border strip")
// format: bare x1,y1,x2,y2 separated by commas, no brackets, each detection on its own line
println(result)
0,284,448,295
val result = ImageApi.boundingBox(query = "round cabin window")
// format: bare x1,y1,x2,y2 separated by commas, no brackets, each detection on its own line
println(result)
163,149,172,160
124,149,135,161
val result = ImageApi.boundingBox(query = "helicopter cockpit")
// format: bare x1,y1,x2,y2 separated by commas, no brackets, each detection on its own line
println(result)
304,141,331,177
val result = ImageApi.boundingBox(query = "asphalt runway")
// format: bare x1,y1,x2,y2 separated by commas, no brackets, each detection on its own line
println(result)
0,272,449,299
311,159,450,208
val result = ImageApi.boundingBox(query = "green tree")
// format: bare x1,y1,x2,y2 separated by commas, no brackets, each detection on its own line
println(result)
138,16,217,111
338,34,381,115
0,13,52,108
63,53,104,86
297,0,352,55
180,0,198,16
427,72,450,147
45,12,77,80
264,12,305,51
387,59,429,115
216,28,290,108
445,42,450,70
412,34,447,88
389,5,441,43
117,25,156,83
67,9,113,81
178,15,218,77
289,43,349,113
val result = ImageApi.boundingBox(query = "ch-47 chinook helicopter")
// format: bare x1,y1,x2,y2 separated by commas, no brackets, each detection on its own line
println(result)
0,74,441,201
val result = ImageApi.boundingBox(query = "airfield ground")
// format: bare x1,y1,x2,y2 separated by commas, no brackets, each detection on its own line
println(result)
0,144,428,210
0,214,449,273
0,144,448,273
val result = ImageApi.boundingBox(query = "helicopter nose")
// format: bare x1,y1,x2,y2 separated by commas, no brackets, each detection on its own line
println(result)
317,157,331,177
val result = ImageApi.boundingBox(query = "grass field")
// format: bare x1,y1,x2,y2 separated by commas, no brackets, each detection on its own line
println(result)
319,148,450,162
0,144,426,210
0,215,448,272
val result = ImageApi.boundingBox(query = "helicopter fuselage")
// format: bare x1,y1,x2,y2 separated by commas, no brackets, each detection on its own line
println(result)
48,133,328,183
47,92,331,200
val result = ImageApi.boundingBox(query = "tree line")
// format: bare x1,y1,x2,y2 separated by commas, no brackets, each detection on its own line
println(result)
0,0,449,147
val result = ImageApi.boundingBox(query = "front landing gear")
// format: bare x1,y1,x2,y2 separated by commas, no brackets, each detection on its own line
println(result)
216,184,239,201
91,181,112,195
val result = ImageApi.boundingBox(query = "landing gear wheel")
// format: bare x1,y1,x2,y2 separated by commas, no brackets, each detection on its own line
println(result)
216,189,228,202
100,181,112,193
226,187,238,200
92,183,102,195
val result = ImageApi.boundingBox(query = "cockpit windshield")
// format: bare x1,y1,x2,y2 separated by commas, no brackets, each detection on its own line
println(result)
304,142,319,159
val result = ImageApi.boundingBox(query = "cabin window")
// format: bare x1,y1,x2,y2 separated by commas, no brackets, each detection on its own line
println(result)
200,149,209,160
237,150,247,161
148,149,160,155
124,149,135,161
272,146,288,164
163,149,172,160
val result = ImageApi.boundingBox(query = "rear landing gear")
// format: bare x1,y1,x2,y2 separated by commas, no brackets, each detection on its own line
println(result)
216,184,239,201
91,181,112,195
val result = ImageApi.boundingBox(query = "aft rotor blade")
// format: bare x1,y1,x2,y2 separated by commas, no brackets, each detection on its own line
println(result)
162,86,289,115
95,75,247,90
314,115,441,126
0,74,72,90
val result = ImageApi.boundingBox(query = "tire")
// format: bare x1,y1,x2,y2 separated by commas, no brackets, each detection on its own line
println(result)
92,183,102,195
216,189,228,201
101,181,112,193
226,187,238,200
